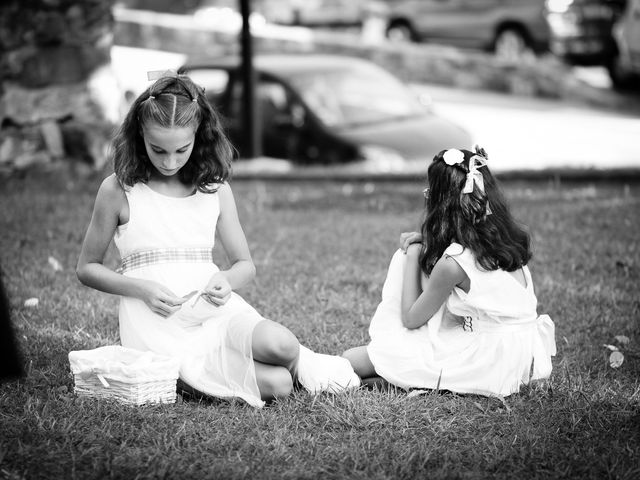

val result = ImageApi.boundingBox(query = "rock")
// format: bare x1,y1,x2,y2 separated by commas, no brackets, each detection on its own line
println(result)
60,120,111,169
40,120,65,158
0,82,104,125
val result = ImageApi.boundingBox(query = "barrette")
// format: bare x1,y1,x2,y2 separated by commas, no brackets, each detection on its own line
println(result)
147,69,179,81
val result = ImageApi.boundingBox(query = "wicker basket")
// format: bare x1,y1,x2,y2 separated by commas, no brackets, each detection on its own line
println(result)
69,346,180,406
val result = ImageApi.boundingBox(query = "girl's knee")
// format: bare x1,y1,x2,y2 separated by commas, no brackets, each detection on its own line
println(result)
276,330,300,362
254,322,300,364
265,335,298,366
260,368,293,400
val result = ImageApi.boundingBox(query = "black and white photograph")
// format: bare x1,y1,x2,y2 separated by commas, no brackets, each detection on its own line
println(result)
1,0,639,478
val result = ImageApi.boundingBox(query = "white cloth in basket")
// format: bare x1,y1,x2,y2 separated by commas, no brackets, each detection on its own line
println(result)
68,346,180,405
69,345,179,383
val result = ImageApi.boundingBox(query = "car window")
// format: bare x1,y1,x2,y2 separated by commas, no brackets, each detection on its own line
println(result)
182,69,230,105
288,64,425,128
229,78,302,127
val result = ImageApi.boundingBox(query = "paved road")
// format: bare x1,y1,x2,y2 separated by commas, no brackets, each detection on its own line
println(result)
418,84,640,172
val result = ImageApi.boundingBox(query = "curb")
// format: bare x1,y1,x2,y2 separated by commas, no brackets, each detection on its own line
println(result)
231,167,640,183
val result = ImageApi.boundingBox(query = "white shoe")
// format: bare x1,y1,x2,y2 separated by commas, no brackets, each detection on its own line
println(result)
296,344,361,394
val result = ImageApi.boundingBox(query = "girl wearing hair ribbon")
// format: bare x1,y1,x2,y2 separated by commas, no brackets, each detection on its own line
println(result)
343,147,556,397
77,71,358,407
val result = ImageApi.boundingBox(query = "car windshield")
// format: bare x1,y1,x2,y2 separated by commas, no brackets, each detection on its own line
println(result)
287,64,426,128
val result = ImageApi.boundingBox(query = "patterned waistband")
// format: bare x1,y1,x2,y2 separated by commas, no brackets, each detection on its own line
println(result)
117,248,214,273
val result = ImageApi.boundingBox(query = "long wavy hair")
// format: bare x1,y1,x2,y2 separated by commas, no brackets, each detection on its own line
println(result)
112,74,234,192
419,147,531,275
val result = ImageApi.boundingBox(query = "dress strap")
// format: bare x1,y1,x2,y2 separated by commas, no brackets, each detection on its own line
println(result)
117,247,214,273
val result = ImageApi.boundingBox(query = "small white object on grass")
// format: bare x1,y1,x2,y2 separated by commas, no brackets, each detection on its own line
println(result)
48,256,63,271
406,389,429,398
24,298,39,308
609,351,624,368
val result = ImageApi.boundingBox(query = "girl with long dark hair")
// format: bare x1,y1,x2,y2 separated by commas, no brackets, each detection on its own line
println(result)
343,147,556,397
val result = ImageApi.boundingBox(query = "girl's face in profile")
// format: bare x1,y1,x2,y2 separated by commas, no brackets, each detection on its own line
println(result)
142,123,196,177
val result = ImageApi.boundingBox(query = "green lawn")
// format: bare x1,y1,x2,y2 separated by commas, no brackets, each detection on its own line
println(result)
1,169,639,479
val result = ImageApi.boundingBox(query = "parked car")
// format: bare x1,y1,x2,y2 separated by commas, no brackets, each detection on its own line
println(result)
274,0,366,27
178,54,472,165
380,0,550,61
544,0,635,89
610,0,640,88
545,0,626,63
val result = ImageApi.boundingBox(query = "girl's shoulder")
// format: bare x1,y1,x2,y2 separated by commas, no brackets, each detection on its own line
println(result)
442,242,477,274
443,242,468,259
214,181,234,201
96,174,127,205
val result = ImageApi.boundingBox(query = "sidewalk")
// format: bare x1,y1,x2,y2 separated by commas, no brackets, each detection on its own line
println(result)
231,158,640,182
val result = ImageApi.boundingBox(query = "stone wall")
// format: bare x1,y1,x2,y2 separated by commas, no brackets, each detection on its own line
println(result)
0,0,117,173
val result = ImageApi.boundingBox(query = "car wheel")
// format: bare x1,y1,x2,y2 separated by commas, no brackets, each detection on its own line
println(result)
494,28,535,63
607,53,638,91
386,20,415,43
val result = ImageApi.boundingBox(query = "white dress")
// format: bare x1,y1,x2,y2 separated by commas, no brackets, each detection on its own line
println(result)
367,243,556,397
114,182,359,408
114,182,266,407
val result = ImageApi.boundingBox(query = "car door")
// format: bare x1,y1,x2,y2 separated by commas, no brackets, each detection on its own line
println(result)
255,77,308,160
226,73,321,161
294,0,364,26
406,0,499,48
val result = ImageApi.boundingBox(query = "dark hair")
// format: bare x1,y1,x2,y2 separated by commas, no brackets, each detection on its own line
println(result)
419,147,531,275
112,74,234,192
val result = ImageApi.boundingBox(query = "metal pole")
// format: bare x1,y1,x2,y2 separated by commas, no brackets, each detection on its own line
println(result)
239,0,261,158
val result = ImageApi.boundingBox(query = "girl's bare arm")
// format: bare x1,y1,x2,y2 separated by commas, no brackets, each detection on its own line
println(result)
401,245,467,329
76,175,183,316
213,183,256,290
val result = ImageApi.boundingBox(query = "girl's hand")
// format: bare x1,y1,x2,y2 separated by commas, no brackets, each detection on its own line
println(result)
400,232,423,252
405,242,422,258
202,272,232,306
139,281,187,318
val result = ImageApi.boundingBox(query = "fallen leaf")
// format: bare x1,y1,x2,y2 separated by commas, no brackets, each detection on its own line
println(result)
603,344,619,352
609,351,624,368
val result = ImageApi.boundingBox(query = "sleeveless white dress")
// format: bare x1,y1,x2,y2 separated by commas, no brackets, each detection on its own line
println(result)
113,182,359,408
367,243,556,397
114,182,268,407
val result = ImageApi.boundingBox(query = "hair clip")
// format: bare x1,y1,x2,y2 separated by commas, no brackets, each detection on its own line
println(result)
147,69,179,81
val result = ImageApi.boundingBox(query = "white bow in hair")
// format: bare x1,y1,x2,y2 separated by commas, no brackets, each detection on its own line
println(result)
462,154,488,194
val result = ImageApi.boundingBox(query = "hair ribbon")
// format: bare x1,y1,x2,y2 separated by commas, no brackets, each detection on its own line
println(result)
462,154,488,194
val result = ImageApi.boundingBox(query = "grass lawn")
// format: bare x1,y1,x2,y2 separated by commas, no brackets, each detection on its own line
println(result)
1,169,639,479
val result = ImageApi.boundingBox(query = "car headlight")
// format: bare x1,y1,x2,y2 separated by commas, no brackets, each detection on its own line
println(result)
359,145,406,172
